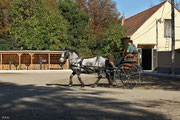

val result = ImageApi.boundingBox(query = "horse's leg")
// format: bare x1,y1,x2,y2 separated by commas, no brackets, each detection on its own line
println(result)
110,72,115,84
77,73,85,88
69,71,76,87
106,72,113,87
92,72,102,88
108,77,113,88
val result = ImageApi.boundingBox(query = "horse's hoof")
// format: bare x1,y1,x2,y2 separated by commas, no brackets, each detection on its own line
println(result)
81,85,85,88
92,84,97,88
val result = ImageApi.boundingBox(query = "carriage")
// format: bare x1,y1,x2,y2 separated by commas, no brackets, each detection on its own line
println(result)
59,49,143,89
105,53,143,88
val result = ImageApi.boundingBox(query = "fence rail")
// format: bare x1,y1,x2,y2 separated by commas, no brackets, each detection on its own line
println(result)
0,51,69,70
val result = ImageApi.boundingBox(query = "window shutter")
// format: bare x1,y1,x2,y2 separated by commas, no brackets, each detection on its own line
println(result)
164,19,171,38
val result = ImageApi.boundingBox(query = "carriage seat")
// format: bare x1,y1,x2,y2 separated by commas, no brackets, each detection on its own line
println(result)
123,54,138,63
106,53,138,68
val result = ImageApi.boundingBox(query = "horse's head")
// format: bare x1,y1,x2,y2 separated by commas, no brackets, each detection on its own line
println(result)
59,48,79,63
59,49,70,63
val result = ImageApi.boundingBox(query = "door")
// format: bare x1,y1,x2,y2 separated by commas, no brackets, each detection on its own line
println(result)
138,48,142,66
142,48,152,70
152,49,158,70
142,48,158,70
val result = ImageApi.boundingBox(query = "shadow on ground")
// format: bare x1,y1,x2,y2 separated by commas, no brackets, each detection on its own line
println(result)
140,74,180,91
0,81,168,120
46,83,118,88
49,74,180,91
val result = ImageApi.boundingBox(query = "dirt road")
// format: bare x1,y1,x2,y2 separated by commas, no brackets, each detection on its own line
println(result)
0,71,180,120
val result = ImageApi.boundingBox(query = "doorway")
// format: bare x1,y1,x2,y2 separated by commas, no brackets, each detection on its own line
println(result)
142,49,152,70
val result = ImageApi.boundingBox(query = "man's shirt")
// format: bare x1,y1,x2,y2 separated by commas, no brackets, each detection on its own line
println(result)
134,45,137,51
127,45,134,53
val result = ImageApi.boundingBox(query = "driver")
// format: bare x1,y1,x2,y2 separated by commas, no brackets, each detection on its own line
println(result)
127,40,135,53
114,40,135,66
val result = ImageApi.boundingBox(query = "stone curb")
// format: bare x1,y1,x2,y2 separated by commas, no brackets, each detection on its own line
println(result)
143,72,180,79
0,70,72,73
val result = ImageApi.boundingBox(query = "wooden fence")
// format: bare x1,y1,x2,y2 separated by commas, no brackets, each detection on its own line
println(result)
0,51,69,70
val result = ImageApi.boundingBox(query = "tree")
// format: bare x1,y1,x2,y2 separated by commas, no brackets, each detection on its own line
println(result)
59,0,96,55
74,0,128,56
75,0,120,41
95,20,126,56
0,0,10,38
0,38,17,50
9,0,68,50
0,0,16,50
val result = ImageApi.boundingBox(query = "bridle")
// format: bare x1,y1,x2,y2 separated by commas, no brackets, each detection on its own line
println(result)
61,51,70,60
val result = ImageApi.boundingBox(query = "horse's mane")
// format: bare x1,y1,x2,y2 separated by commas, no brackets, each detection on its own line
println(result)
65,48,79,56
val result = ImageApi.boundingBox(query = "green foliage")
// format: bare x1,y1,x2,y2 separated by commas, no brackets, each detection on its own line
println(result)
91,20,126,59
58,0,95,56
0,0,127,57
75,26,96,56
0,38,17,50
9,0,68,50
0,0,10,38
100,21,126,54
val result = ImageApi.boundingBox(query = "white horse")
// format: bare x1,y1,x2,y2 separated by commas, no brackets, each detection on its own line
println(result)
59,48,113,87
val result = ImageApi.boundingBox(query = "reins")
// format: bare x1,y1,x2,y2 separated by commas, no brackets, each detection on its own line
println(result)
69,51,125,60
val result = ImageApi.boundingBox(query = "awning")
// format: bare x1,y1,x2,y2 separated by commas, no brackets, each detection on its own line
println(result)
137,44,156,48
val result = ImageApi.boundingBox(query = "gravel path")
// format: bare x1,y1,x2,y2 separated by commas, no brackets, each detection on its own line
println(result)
0,71,180,120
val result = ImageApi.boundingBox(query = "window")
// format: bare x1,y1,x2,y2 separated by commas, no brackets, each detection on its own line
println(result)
164,19,171,38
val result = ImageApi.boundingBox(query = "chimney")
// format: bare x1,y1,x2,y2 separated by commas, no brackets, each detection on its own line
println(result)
121,12,125,26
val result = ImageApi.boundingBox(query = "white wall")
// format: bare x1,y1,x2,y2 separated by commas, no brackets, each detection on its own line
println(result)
131,1,180,51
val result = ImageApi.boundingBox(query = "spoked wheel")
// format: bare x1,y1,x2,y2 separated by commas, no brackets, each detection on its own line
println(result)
114,63,141,89
134,64,144,85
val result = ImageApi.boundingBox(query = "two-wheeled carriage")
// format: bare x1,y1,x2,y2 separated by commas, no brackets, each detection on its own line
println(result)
105,53,143,89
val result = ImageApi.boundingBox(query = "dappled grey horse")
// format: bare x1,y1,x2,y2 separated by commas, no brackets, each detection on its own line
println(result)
59,48,113,87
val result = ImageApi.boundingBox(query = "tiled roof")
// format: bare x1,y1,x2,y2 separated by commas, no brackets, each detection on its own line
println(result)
124,1,166,37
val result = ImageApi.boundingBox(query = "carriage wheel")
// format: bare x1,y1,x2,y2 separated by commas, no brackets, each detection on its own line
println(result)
134,64,144,85
114,63,141,88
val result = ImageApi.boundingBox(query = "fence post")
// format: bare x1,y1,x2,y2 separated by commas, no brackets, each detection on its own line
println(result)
48,53,50,70
66,59,69,69
29,53,34,70
9,56,11,70
17,53,22,70
1,54,2,70
40,57,42,70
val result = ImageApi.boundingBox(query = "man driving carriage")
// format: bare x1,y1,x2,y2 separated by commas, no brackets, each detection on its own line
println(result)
105,40,142,88
127,40,136,53
109,40,138,67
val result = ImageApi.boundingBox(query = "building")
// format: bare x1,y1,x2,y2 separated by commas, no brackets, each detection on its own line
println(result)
123,0,180,72
0,51,69,70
